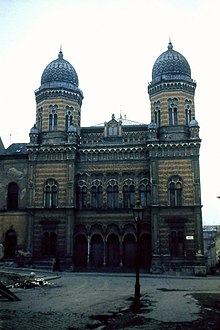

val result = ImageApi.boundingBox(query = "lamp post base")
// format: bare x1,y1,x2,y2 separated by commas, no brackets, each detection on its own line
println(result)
132,283,140,312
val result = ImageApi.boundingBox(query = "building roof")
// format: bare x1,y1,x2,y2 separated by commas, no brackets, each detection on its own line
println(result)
37,50,80,93
3,143,28,155
152,41,192,84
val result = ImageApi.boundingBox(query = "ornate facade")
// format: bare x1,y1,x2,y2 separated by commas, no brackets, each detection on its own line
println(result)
0,42,205,274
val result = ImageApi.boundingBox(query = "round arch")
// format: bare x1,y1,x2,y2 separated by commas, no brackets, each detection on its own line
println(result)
122,233,136,268
140,233,152,270
74,234,87,267
106,233,120,267
90,234,104,267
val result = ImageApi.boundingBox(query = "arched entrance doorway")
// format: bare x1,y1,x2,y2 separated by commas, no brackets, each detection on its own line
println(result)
90,234,104,267
106,234,120,267
140,233,152,271
74,234,87,267
123,233,136,268
41,232,57,257
4,227,17,259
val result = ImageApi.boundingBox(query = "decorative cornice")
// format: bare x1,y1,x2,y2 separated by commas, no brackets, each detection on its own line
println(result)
78,146,145,154
148,80,196,96
35,88,83,105
147,141,201,157
27,145,77,153
147,141,201,148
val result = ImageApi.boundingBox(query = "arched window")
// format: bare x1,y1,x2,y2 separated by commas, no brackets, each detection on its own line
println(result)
123,184,135,208
139,183,151,207
107,182,119,208
65,106,74,131
48,104,58,131
169,176,183,206
170,230,184,256
44,179,58,208
154,101,161,127
54,113,57,130
38,108,43,132
49,113,53,131
7,182,19,210
91,184,103,208
76,185,87,208
185,101,192,125
168,98,178,126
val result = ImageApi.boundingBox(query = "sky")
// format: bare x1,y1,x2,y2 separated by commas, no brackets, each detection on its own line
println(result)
0,0,220,225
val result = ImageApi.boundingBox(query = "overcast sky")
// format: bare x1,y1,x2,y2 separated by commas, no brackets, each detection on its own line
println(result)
0,0,220,225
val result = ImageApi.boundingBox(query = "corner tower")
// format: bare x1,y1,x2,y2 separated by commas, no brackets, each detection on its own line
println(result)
148,41,197,140
27,51,83,268
33,50,83,145
147,42,205,275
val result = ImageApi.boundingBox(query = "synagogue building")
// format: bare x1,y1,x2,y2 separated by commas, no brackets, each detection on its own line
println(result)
0,42,205,275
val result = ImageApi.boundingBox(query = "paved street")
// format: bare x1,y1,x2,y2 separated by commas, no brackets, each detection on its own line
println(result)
0,268,220,329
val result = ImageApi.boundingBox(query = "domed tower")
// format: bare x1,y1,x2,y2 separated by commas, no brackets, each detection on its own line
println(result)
27,51,83,269
148,41,197,141
33,50,83,145
147,42,204,275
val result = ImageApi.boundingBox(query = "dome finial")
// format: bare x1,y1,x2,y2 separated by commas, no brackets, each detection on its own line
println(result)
168,37,173,50
58,45,63,59
119,105,122,119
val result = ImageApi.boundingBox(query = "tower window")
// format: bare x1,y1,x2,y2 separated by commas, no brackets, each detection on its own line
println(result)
185,103,192,125
168,176,183,206
168,98,178,126
49,114,53,131
174,108,178,125
48,105,58,131
154,101,161,127
38,108,43,132
65,106,74,131
54,113,57,130
155,109,161,127
44,179,58,208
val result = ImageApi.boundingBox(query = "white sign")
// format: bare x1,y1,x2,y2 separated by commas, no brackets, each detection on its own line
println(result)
186,236,194,240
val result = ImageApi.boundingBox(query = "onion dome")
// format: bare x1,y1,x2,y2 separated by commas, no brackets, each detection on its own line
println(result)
35,50,84,100
148,121,157,129
30,124,38,134
67,124,77,133
40,50,79,89
189,118,199,127
152,42,192,84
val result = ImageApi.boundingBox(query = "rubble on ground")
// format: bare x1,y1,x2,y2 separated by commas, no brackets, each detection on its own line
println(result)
0,271,50,288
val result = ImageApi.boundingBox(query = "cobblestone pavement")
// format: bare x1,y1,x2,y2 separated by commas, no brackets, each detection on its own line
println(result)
0,268,220,329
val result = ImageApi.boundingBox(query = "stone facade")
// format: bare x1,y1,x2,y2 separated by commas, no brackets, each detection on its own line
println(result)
0,43,205,274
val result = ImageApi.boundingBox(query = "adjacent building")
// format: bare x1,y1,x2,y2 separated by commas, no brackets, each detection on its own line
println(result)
0,42,205,275
203,225,220,273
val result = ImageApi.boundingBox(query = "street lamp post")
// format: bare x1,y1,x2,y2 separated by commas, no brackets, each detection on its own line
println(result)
132,199,144,312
